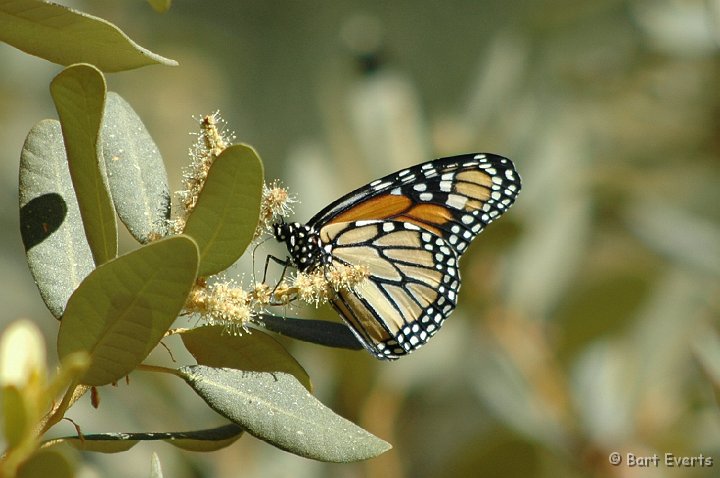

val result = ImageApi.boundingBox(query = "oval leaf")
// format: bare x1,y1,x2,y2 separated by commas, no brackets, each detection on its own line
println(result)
19,119,95,318
18,449,74,478
57,424,242,453
57,236,199,386
0,0,177,72
1,386,27,449
61,436,139,454
183,144,263,276
258,314,363,350
51,64,117,265
181,325,311,391
179,365,391,462
102,92,170,243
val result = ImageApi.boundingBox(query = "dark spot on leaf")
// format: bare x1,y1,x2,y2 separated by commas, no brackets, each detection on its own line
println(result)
20,193,67,250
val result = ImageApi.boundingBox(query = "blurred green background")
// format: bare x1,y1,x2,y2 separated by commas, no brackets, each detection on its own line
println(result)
1,1,719,477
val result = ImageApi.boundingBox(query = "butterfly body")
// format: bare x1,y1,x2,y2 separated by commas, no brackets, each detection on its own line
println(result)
273,222,329,271
274,153,521,360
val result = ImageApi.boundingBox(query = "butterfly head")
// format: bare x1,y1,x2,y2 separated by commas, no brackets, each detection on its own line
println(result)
273,221,328,272
272,220,292,242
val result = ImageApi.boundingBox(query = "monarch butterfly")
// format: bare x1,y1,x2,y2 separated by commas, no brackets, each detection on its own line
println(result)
273,153,521,359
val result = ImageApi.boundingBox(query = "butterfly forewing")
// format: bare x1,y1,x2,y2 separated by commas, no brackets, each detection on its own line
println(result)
309,153,520,256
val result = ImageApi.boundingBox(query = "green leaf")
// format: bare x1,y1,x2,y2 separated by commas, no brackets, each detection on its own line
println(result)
51,64,117,265
1,386,27,449
17,449,74,478
167,425,242,452
183,144,264,276
102,92,170,243
0,0,178,72
57,236,199,386
62,436,138,454
258,314,363,350
181,325,312,391
179,365,391,462
19,119,94,318
57,424,243,453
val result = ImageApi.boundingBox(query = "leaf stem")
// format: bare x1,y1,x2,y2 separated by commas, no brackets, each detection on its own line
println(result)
136,363,181,376
39,380,84,435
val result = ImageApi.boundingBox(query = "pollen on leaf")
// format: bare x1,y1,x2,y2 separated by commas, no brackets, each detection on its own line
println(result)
250,282,272,306
270,282,296,306
294,270,332,306
171,111,237,234
254,181,297,239
185,278,253,332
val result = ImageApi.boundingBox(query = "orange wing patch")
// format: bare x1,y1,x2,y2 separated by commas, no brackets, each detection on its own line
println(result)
327,192,459,235
331,194,412,224
396,203,453,235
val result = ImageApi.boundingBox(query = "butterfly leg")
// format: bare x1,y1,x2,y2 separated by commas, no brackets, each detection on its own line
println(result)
262,254,291,284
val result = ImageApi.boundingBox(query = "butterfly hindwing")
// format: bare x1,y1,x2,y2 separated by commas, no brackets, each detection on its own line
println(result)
321,220,460,359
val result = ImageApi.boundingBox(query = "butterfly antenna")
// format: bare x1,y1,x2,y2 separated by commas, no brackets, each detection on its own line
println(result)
251,236,272,284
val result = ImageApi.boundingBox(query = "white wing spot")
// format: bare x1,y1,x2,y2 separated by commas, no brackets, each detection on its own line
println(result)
355,220,377,227
419,192,433,201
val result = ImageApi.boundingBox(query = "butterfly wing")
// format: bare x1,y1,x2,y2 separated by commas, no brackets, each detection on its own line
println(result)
319,220,460,359
308,153,521,256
